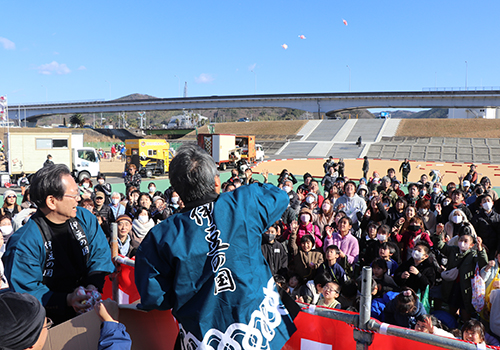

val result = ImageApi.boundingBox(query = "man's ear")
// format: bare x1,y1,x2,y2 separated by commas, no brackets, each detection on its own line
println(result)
214,176,221,194
45,195,57,211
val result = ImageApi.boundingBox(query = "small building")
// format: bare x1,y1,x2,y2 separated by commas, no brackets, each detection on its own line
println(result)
448,107,500,119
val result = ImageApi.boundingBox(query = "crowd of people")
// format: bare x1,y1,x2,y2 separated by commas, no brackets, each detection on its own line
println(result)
1,149,499,347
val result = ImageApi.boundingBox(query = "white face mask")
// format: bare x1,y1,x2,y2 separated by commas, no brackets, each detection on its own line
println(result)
443,200,451,207
300,214,309,223
98,179,105,185
458,241,469,252
171,196,179,204
112,198,120,205
418,208,428,216
412,250,424,261
306,196,315,204
149,187,156,193
0,225,13,236
377,234,386,241
83,183,90,189
451,215,463,224
138,215,149,223
322,204,331,212
283,186,291,193
433,187,440,193
483,201,494,212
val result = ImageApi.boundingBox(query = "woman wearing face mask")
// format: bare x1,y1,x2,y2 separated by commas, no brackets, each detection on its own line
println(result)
436,224,488,322
302,193,319,214
394,241,436,296
130,207,155,248
93,173,112,205
168,191,183,214
314,198,335,235
147,182,159,199
443,209,477,247
78,178,93,199
472,194,500,260
430,182,446,211
0,215,14,247
393,216,433,262
289,208,322,256
416,198,436,235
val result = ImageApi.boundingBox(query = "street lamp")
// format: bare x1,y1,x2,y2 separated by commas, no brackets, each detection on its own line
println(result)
346,65,351,92
465,61,468,90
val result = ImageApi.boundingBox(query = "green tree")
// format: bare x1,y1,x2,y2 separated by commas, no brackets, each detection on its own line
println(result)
70,114,85,128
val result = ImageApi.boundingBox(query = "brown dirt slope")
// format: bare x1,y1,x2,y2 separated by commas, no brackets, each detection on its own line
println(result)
397,119,500,138
182,120,308,140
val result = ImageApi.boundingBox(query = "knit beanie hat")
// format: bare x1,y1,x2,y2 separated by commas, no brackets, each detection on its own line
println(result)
0,292,46,350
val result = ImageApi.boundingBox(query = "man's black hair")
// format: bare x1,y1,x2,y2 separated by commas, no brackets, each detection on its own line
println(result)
30,164,72,209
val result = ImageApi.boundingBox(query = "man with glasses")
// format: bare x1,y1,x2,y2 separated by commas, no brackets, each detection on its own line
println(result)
3,164,114,324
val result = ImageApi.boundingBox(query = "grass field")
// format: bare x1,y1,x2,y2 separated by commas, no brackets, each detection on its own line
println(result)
182,120,308,139
397,119,500,138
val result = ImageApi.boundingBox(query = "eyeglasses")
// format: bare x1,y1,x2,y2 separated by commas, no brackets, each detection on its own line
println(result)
5,195,16,199
44,318,54,329
96,197,104,200
63,194,81,201
323,287,340,294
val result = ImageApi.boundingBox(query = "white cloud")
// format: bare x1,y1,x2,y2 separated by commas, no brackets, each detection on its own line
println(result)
53,51,60,55
77,65,87,71
37,61,71,75
195,73,214,84
248,63,257,71
0,37,15,50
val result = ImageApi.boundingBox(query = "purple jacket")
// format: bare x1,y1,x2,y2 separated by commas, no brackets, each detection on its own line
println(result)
326,231,359,265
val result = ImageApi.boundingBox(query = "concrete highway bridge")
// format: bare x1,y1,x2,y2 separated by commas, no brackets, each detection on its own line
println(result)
7,90,500,121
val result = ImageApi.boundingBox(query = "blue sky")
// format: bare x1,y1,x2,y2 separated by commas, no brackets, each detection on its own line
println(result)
1,1,499,105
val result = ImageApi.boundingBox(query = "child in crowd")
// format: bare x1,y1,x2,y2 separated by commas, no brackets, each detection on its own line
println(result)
462,319,486,345
394,241,436,295
359,222,380,267
378,242,399,276
436,224,488,322
371,258,399,298
316,281,341,309
317,245,346,286
383,288,425,329
288,273,302,300
261,223,288,276
292,235,323,281
297,273,332,305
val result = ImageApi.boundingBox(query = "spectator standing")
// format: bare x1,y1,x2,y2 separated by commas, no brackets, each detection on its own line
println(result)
362,156,369,179
399,158,411,185
124,164,141,193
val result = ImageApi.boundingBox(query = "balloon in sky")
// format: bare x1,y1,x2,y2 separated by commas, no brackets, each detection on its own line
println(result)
342,19,348,26
298,35,306,39
282,44,288,50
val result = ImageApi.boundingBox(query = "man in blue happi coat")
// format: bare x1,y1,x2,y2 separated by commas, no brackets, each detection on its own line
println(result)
135,144,296,350
2,164,114,324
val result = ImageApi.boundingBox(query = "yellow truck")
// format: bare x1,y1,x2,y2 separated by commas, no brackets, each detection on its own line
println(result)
125,139,173,178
